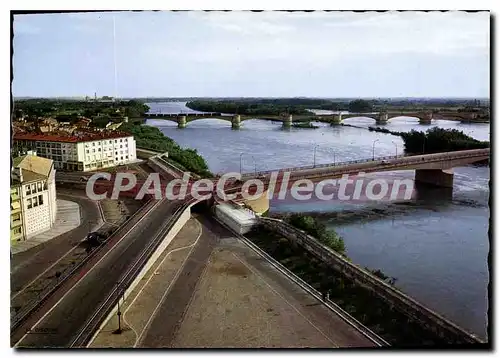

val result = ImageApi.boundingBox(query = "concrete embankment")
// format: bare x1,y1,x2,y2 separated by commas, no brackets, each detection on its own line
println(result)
258,217,483,345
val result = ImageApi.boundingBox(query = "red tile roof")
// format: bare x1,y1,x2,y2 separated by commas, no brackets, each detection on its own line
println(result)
13,131,132,143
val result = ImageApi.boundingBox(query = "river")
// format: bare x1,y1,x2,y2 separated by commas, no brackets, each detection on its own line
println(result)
145,102,490,339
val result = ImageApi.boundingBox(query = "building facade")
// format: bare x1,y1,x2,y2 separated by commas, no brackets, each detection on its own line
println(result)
13,132,137,172
10,154,57,242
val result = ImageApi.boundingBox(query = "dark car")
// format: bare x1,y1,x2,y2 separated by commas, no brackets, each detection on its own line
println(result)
86,231,108,247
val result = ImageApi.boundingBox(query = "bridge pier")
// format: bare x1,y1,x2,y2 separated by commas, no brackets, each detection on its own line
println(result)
283,115,293,128
415,169,454,188
232,114,241,130
331,113,343,125
178,115,187,129
376,112,389,125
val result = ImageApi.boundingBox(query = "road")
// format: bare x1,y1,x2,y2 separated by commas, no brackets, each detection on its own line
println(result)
138,214,220,348
11,192,101,294
137,214,375,348
12,198,182,347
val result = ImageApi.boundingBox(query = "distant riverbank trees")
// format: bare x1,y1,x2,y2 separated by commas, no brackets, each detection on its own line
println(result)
14,99,149,121
121,122,212,177
185,98,488,116
186,98,380,115
368,126,489,154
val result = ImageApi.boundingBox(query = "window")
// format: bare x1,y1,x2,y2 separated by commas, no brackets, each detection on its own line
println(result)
115,157,118,161
98,148,101,152
92,149,96,153
27,198,32,209
33,196,38,207
115,140,117,143
14,227,21,234
93,142,95,146
37,182,42,191
121,156,123,160
86,149,89,154
120,145,123,148
120,139,123,142
125,155,128,159
115,151,118,155
31,184,36,194
26,185,31,196
38,195,44,205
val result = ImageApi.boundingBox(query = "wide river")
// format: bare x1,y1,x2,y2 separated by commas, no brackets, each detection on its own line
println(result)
145,102,490,338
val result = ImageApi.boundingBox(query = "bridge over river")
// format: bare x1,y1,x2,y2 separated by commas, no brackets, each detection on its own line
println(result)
145,110,488,129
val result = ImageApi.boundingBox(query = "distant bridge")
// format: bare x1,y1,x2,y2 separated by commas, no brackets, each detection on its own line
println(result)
145,110,487,129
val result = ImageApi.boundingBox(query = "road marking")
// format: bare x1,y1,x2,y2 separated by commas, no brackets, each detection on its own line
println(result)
14,199,165,347
12,197,99,298
231,252,339,348
133,220,203,348
118,227,202,347
11,246,80,301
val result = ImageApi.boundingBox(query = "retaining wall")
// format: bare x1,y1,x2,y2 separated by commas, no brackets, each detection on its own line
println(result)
259,217,483,345
87,203,193,346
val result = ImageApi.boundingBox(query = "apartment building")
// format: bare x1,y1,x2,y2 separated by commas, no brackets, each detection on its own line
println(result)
11,154,57,242
13,131,137,172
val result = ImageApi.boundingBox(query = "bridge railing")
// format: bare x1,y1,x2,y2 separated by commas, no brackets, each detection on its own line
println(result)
241,148,489,178
241,154,406,178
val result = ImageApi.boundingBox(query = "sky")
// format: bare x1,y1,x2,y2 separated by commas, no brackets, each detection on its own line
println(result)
12,11,490,98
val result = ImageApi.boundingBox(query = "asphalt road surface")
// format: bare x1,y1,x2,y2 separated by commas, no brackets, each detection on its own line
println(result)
11,193,101,294
13,198,181,348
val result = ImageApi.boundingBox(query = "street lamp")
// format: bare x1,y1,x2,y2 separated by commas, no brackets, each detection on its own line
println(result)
313,145,319,168
372,139,380,160
114,282,123,334
252,156,257,176
239,153,244,174
391,141,398,157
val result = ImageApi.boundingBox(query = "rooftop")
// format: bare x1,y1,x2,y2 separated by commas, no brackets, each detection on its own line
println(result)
13,154,53,182
13,130,133,143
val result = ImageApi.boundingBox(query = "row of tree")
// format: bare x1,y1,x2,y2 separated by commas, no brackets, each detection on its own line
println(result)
121,123,212,177
186,99,380,115
368,127,490,154
13,99,150,121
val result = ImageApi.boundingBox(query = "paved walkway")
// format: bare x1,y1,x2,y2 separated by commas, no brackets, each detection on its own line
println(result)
89,218,202,348
11,200,81,255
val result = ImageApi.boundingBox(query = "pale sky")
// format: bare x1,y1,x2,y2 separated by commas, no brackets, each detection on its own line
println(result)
12,11,490,98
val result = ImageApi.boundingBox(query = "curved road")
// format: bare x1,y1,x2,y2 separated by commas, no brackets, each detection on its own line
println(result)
12,198,181,347
11,192,101,294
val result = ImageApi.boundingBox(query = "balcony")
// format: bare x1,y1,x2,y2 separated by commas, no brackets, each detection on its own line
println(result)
11,218,23,228
10,229,24,242
11,201,21,214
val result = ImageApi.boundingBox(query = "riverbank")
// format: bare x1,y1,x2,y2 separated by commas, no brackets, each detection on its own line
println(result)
144,102,489,338
121,122,212,177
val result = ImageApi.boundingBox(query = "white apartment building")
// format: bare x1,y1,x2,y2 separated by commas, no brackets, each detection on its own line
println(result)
13,132,137,172
11,154,57,241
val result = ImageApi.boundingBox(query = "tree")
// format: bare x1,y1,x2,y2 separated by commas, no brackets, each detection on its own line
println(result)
348,99,374,113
